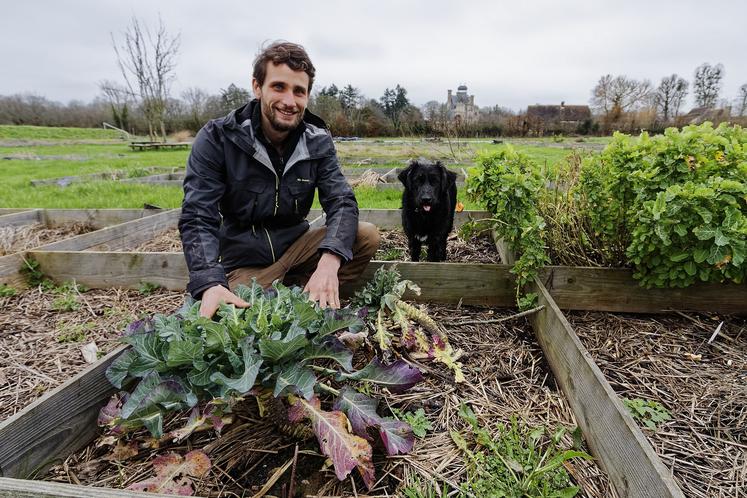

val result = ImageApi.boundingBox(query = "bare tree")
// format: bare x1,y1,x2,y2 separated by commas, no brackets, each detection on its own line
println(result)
99,79,132,131
591,74,652,119
736,84,747,117
693,63,724,109
111,16,180,141
181,87,210,130
655,74,689,121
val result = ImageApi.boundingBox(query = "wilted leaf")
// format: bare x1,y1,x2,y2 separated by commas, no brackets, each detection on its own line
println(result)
432,335,466,383
333,387,415,455
288,395,374,489
104,439,139,461
338,358,423,393
127,450,211,495
337,330,368,351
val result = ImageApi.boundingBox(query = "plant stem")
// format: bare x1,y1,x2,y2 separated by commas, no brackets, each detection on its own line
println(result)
309,365,338,376
317,382,340,396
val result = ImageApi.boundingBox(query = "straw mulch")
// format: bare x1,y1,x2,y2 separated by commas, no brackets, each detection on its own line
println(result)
377,229,502,264
567,311,747,498
0,286,184,420
0,222,96,256
99,228,503,265
45,305,614,497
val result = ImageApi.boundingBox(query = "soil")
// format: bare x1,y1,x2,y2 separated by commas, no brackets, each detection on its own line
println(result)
567,311,747,498
0,286,184,419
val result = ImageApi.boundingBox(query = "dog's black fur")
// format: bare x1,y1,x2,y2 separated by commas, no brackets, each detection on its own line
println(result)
398,159,458,262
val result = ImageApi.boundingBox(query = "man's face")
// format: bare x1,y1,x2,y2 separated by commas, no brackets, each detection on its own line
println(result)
252,62,310,133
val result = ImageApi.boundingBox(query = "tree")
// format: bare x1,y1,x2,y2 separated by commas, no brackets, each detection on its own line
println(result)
590,74,652,119
735,84,747,117
181,87,210,131
219,83,250,113
111,16,180,141
654,74,688,121
338,85,361,112
693,63,724,109
99,80,132,131
380,85,410,131
318,84,340,98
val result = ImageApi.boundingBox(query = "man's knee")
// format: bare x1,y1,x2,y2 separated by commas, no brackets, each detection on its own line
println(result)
355,222,380,255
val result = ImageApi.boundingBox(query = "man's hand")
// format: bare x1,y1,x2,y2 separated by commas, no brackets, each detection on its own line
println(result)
304,252,341,309
199,284,249,318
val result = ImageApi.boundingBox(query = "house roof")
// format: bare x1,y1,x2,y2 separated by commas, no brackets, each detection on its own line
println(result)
526,104,591,122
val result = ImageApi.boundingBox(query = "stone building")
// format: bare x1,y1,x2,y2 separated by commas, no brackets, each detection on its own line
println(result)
447,85,479,124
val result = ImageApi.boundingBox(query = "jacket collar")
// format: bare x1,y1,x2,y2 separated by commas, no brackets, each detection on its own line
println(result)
222,100,333,176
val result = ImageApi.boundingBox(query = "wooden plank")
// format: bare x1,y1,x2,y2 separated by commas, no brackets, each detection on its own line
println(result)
0,477,178,498
0,209,42,227
0,209,32,216
0,254,27,288
41,209,180,252
0,346,128,479
30,251,516,306
539,266,747,314
42,208,166,229
491,229,516,265
529,277,684,498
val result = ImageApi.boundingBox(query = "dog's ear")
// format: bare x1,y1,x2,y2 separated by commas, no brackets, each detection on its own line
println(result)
437,161,457,194
398,161,417,186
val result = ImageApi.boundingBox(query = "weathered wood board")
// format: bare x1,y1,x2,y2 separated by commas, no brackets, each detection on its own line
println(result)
529,278,684,497
0,209,42,227
539,266,747,314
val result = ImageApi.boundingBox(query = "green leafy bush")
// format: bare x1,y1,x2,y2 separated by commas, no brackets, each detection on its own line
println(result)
577,123,747,287
466,146,549,307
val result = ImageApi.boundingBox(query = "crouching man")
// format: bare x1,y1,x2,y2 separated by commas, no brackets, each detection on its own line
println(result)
179,41,379,317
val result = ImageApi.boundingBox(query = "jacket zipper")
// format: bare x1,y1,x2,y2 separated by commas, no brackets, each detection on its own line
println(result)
273,157,283,216
264,227,276,262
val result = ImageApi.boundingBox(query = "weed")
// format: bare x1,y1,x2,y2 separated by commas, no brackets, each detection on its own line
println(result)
378,248,405,261
400,475,448,498
21,257,55,290
391,407,433,438
51,293,80,312
623,398,671,430
452,404,591,497
0,284,17,297
138,281,163,296
56,322,93,343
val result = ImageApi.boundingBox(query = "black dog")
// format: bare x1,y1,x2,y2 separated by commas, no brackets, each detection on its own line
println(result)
398,159,458,262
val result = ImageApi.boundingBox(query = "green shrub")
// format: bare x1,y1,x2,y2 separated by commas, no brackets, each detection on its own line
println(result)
577,123,747,287
466,146,549,308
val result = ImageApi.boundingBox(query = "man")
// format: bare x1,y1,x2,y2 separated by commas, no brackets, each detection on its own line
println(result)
179,41,379,318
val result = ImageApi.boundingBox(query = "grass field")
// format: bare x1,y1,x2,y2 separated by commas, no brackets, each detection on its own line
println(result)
0,126,609,210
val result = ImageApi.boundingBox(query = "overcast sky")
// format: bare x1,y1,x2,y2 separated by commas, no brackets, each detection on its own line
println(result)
2,0,745,111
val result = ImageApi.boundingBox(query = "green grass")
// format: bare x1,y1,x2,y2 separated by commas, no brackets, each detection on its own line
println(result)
0,125,608,210
0,125,123,140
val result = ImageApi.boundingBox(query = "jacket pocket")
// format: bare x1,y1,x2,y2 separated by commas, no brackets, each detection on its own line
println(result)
288,181,315,216
229,183,267,224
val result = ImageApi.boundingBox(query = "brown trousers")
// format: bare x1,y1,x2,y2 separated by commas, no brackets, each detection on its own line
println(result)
227,222,380,290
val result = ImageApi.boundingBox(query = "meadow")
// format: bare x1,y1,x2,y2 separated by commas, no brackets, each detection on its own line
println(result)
0,125,607,209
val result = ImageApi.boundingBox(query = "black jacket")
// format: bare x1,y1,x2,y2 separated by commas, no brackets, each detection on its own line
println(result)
179,100,359,297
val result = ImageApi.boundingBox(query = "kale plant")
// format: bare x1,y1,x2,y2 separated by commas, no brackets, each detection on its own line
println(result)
99,279,423,488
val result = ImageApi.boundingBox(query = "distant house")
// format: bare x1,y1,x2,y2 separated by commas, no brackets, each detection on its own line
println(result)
680,106,731,125
447,85,479,124
526,102,591,134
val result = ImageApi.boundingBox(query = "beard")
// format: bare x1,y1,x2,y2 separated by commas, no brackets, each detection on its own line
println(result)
261,99,304,132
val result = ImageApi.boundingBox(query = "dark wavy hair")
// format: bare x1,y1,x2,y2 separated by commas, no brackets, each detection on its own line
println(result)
253,41,316,92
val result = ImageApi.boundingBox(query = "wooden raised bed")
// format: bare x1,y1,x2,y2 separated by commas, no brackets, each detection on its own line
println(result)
2,208,744,497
